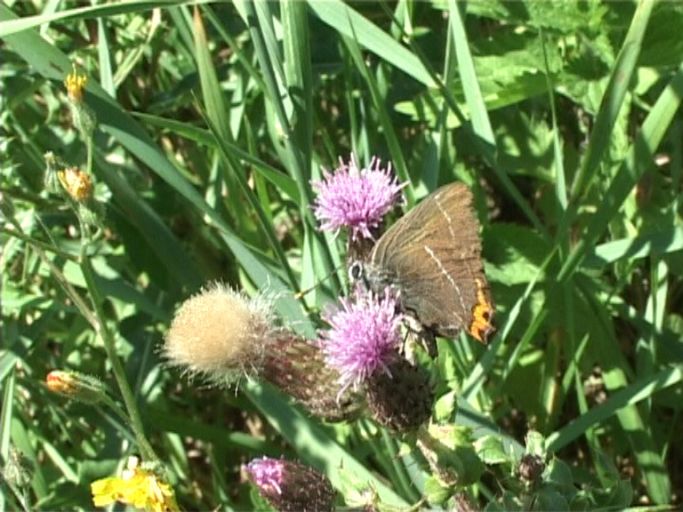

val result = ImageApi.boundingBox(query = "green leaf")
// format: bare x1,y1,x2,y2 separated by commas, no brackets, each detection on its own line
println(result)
474,435,510,465
423,475,451,505
534,488,569,512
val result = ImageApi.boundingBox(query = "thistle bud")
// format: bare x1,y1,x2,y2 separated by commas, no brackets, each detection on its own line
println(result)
263,332,363,422
46,370,107,404
365,355,433,432
244,457,335,512
517,453,545,485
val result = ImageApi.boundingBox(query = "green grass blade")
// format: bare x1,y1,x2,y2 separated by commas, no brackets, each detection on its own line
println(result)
192,6,231,143
0,367,15,459
584,227,683,268
0,0,188,37
307,0,434,87
132,113,301,203
96,18,115,97
241,0,308,200
570,0,655,198
446,0,545,236
205,113,300,292
240,0,337,291
281,0,313,185
578,280,673,504
547,365,683,452
559,63,683,282
341,25,415,204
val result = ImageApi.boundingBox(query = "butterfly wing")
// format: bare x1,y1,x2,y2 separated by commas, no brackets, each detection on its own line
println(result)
369,183,494,342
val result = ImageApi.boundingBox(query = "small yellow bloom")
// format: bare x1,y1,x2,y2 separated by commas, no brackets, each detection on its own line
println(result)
57,167,92,201
64,68,88,102
91,457,179,512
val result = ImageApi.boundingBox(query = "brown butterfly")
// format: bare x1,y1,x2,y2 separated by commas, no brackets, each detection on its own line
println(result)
352,182,494,351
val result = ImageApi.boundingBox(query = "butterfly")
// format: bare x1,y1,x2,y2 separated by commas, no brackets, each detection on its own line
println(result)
351,182,494,352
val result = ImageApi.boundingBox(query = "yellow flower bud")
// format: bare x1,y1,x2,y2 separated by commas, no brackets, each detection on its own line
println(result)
57,167,92,202
45,370,106,404
46,370,76,394
64,69,88,103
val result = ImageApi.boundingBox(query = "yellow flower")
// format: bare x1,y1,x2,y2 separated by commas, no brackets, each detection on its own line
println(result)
57,167,92,201
91,457,179,512
64,68,87,102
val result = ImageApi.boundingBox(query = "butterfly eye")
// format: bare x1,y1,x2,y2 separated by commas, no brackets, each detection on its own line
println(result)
348,261,364,282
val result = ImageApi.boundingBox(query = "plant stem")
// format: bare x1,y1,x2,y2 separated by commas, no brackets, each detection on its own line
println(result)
79,246,158,462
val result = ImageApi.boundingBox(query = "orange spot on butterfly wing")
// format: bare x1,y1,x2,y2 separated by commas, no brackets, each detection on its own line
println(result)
468,278,495,343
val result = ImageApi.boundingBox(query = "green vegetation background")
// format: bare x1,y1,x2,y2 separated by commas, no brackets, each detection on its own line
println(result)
1,0,682,509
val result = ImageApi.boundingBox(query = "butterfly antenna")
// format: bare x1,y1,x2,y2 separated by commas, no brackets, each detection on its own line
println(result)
294,262,346,299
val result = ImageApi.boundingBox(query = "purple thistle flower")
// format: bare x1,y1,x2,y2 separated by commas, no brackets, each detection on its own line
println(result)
244,457,335,512
245,457,286,495
320,290,402,392
313,155,404,241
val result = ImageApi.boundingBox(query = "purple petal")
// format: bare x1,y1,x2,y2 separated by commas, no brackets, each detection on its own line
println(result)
313,155,404,240
320,289,402,391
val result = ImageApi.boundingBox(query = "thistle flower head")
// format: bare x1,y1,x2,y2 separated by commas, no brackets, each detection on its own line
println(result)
313,155,404,241
320,289,402,392
245,457,286,495
245,457,335,512
164,283,274,384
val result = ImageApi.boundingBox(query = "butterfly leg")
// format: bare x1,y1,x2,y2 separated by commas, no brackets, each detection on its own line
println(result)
402,315,438,358
400,328,418,365
419,329,437,359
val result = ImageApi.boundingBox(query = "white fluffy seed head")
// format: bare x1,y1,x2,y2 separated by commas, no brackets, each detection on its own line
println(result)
164,283,274,384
